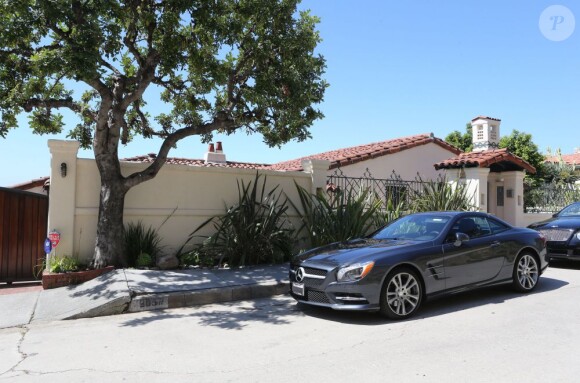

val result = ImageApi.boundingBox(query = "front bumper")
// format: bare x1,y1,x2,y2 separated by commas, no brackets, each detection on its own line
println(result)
546,241,580,262
546,250,580,261
288,266,381,311
290,291,378,311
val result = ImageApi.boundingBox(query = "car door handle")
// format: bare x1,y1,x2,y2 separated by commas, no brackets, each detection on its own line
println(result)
490,241,501,248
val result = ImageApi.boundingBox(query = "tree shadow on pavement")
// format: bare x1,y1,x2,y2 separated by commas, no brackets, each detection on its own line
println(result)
118,296,298,330
67,270,129,301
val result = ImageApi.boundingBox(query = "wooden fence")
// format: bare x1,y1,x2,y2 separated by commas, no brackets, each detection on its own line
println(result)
0,187,48,283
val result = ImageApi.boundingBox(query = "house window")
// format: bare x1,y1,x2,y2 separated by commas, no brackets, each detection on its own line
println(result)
497,186,504,207
477,126,484,140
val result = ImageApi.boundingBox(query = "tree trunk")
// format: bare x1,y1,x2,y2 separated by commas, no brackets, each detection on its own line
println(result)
92,178,128,269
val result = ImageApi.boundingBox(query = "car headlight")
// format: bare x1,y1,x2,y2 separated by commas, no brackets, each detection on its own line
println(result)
576,232,580,241
337,261,375,282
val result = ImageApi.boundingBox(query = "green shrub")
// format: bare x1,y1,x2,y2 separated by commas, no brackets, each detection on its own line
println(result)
178,249,216,268
135,252,154,268
290,182,382,249
179,173,294,267
47,255,79,273
124,221,163,268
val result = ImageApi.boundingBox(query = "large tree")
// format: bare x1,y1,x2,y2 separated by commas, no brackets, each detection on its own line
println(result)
444,123,472,152
498,130,545,177
0,0,327,268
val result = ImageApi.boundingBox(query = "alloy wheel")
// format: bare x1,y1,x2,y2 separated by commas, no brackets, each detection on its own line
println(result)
516,254,539,290
385,272,421,317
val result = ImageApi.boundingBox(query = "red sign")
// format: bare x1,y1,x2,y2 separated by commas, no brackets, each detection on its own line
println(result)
48,231,60,248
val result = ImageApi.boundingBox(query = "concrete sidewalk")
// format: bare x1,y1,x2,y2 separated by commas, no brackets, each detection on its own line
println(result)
0,264,289,329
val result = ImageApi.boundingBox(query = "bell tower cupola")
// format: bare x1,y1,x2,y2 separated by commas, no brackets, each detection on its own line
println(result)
471,116,501,152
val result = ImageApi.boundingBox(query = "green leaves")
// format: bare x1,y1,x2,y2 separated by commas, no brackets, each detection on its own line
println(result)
444,123,473,152
0,0,326,148
499,129,545,177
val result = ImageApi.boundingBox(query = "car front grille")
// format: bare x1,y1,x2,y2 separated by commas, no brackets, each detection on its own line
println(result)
307,290,330,304
304,278,324,288
549,248,568,255
539,228,573,242
303,267,327,277
292,267,328,287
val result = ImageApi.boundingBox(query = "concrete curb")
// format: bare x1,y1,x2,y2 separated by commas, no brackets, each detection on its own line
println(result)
2,265,291,325
128,280,290,313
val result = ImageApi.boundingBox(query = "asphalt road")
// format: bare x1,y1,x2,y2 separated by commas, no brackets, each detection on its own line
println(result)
1,262,579,382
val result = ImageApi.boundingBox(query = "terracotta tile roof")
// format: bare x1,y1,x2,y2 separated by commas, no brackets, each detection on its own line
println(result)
122,154,270,170
434,148,536,174
545,152,580,166
471,116,501,122
268,133,462,172
10,177,50,190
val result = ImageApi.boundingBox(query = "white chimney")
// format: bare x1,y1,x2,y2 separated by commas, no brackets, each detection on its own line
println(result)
204,141,226,164
471,116,501,152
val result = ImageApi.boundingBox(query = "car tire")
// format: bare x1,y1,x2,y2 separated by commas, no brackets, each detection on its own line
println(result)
512,252,540,292
379,267,423,320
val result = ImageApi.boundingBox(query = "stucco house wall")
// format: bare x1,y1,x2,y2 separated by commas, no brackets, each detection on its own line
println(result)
48,140,313,265
333,142,454,180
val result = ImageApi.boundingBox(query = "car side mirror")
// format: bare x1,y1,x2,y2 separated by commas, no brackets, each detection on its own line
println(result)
454,232,470,247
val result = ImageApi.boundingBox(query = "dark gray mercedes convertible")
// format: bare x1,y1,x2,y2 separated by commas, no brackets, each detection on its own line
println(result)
290,211,548,320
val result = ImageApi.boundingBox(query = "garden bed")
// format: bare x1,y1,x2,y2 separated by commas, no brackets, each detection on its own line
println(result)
42,266,115,289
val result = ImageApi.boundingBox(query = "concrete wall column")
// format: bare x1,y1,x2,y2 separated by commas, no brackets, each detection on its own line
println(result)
47,140,80,260
502,171,525,226
463,167,490,212
301,159,331,194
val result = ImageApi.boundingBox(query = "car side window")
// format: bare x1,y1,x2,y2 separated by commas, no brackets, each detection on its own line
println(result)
488,218,510,234
452,217,481,239
472,217,492,237
449,216,495,239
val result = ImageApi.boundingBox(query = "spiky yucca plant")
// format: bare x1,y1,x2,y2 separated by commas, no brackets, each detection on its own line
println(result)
124,221,163,267
291,183,382,248
410,176,475,212
373,193,407,228
180,173,294,267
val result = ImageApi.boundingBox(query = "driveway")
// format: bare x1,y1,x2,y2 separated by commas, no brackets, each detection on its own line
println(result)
1,263,579,382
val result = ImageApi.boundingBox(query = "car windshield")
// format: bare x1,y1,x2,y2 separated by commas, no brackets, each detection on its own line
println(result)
558,202,580,217
373,215,451,241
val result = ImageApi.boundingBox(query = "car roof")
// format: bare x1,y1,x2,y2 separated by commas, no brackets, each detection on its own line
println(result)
410,211,513,225
411,211,488,217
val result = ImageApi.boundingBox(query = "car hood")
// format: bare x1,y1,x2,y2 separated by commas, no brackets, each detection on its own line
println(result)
528,216,580,230
294,238,424,267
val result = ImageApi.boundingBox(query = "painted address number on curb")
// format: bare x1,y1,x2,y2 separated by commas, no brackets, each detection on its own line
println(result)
129,295,169,312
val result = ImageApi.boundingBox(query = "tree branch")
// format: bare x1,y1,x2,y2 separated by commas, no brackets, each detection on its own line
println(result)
120,51,160,109
122,9,144,67
124,114,238,188
98,57,122,77
23,98,83,115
